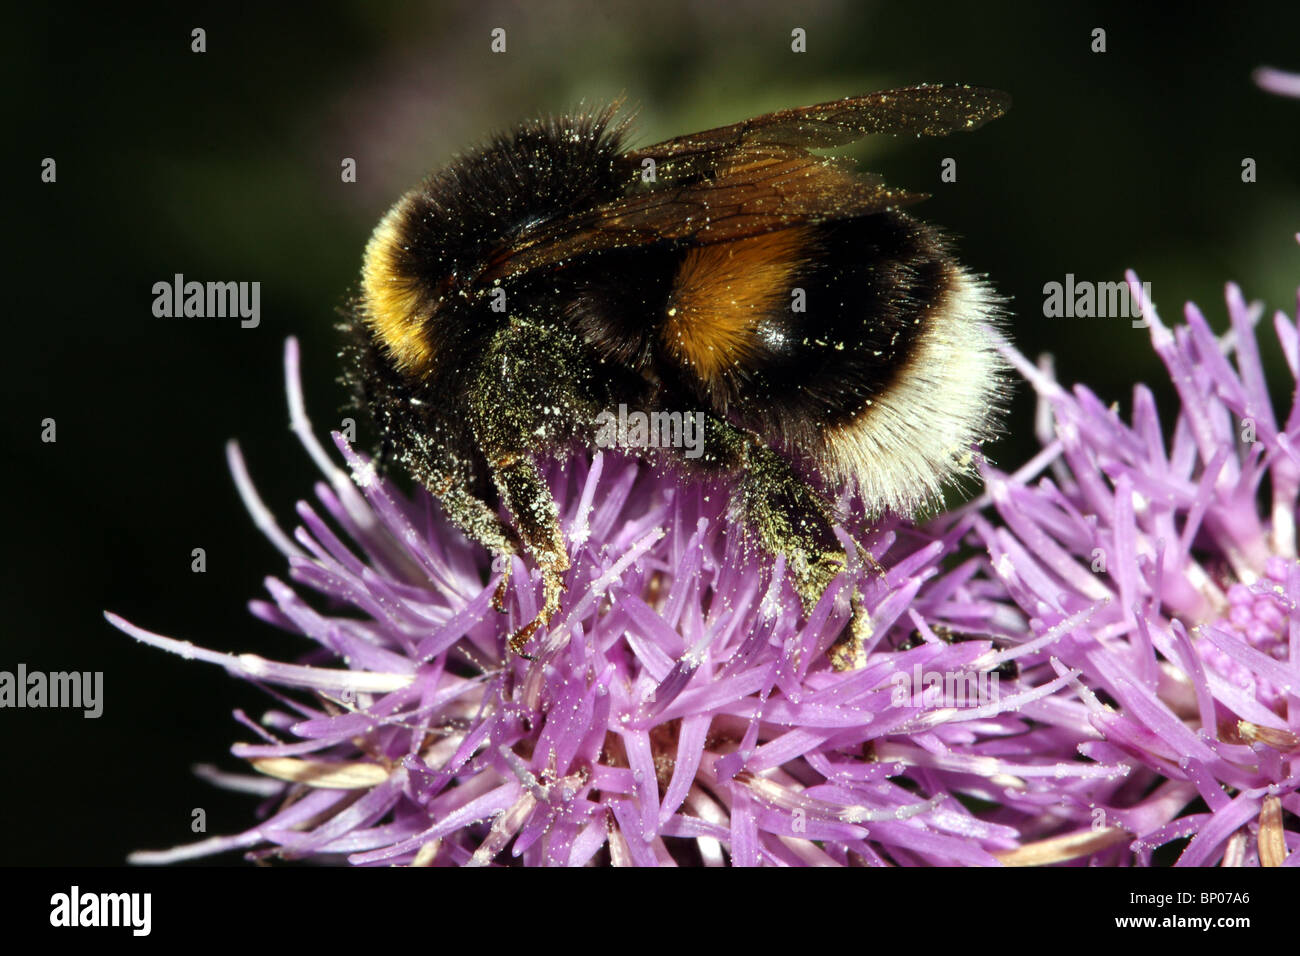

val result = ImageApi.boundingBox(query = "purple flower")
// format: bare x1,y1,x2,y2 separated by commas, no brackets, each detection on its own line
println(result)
109,340,1109,866
1255,66,1300,98
111,246,1300,866
975,259,1300,866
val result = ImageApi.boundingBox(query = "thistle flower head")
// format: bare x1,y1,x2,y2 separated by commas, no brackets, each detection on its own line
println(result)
978,262,1300,866
110,245,1300,867
109,339,1116,866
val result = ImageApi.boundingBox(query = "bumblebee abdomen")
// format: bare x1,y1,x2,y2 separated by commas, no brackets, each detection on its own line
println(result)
656,213,942,424
740,214,951,429
657,211,1004,513
657,228,811,393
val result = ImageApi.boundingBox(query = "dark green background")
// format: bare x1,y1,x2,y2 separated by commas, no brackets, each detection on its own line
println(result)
6,2,1300,865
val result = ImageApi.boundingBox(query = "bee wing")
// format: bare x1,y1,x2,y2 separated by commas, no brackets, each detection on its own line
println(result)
480,145,927,283
627,84,1010,158
478,86,1006,284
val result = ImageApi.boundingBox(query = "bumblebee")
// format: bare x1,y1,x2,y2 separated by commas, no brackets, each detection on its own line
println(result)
345,85,1009,660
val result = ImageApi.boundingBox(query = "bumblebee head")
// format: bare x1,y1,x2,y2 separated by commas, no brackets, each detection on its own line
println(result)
360,110,631,379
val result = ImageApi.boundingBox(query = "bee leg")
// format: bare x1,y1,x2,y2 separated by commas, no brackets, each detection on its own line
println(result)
485,452,571,658
687,416,873,670
420,450,567,651
465,318,594,658
691,417,846,607
428,479,519,612
344,320,521,607
828,593,874,672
